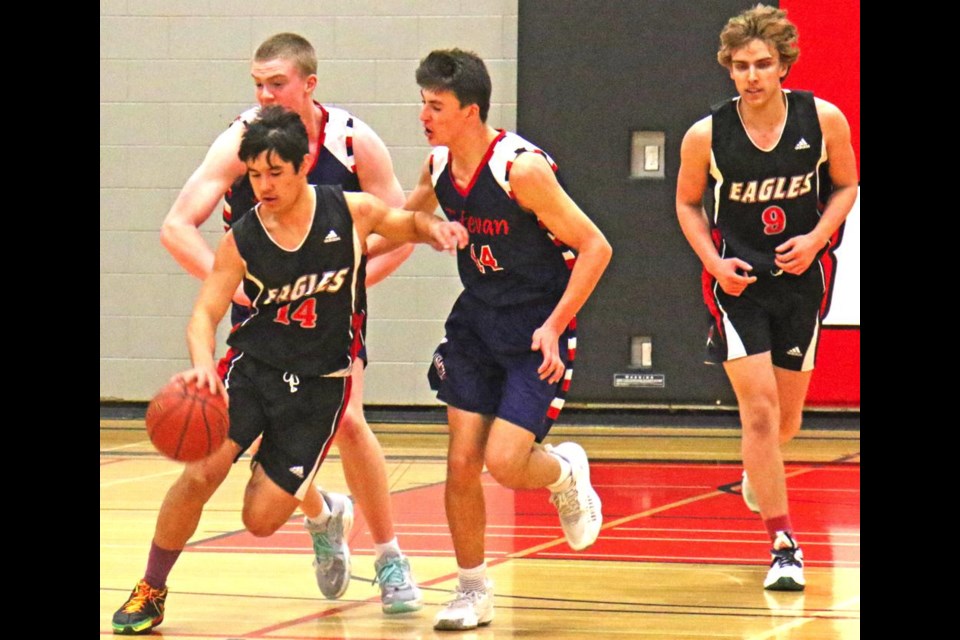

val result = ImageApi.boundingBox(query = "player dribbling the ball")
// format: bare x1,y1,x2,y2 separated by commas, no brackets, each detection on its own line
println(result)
149,104,465,608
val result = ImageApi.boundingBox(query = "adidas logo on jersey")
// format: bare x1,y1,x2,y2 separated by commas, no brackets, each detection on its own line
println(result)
794,138,810,150
786,346,803,357
324,229,341,243
289,465,305,478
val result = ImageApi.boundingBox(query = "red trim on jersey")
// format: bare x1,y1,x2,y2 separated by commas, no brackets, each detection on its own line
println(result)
505,159,516,199
818,248,837,319
448,129,507,197
349,311,365,362
546,405,561,420
701,228,725,340
317,375,352,466
216,344,241,383
532,148,558,171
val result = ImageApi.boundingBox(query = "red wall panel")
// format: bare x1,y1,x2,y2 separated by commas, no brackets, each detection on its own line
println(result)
781,0,860,407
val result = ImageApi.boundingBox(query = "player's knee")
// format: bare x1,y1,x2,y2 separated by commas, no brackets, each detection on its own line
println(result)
244,520,279,538
779,413,803,444
178,462,229,499
446,449,484,485
739,399,779,437
485,450,525,488
242,509,283,538
334,408,370,445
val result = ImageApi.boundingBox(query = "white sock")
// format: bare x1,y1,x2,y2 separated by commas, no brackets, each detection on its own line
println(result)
458,562,487,592
305,490,333,526
546,455,573,492
375,537,402,562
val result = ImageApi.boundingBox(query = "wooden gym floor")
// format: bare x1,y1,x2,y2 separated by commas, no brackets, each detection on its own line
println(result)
100,415,860,639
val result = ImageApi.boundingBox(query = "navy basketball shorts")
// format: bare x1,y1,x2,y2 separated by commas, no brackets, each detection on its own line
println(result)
222,353,350,499
706,265,825,372
428,291,576,442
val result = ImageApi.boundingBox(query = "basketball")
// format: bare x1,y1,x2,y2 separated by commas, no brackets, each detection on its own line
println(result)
145,378,229,462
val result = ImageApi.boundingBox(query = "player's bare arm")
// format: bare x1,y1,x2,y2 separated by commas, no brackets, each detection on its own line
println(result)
403,157,442,215
774,99,859,275
161,120,249,303
510,152,613,384
676,116,757,296
183,231,245,400
345,192,467,255
351,117,415,284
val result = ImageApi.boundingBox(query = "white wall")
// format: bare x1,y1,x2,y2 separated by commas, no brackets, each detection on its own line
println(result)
100,0,518,402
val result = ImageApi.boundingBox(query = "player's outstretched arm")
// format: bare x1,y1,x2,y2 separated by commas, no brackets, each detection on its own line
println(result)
346,191,467,255
509,153,613,383
774,99,859,275
183,232,244,399
160,122,247,291
676,117,756,296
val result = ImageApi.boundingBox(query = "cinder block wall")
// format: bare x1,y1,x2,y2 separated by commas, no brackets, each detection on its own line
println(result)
100,1,518,403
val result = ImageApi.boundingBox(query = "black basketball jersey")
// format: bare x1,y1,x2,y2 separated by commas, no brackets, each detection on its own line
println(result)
227,185,364,377
223,103,362,229
709,90,831,272
223,103,364,326
431,130,574,307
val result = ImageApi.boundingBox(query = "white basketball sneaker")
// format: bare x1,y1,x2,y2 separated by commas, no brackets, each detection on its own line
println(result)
763,531,806,591
433,580,494,630
547,442,602,550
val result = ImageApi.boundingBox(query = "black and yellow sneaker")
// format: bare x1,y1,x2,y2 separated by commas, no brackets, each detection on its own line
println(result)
112,579,168,635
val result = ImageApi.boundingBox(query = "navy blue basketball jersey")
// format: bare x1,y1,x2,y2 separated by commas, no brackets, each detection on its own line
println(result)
223,103,362,229
430,130,575,307
709,90,830,272
227,185,364,377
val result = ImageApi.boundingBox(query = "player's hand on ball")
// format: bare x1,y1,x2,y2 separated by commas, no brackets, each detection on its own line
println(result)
178,366,228,405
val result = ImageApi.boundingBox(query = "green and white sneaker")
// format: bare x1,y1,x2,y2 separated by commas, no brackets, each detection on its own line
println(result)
304,492,354,599
374,552,423,613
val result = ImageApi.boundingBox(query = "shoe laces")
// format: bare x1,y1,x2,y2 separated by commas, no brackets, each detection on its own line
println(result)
550,483,582,523
373,556,411,590
770,546,803,569
121,581,159,614
444,586,486,609
310,516,344,559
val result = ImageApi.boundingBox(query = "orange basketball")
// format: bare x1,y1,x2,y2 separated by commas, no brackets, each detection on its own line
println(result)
145,378,228,462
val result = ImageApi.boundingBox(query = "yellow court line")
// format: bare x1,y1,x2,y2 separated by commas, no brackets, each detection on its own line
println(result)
100,467,183,488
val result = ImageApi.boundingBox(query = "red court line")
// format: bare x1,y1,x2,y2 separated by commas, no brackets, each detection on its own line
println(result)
186,461,857,638
191,462,859,568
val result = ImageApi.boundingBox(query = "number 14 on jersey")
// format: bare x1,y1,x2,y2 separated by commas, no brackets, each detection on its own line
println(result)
469,243,503,274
